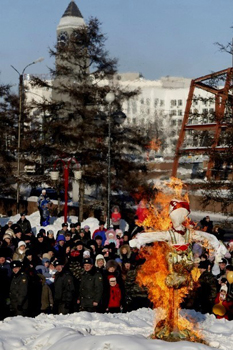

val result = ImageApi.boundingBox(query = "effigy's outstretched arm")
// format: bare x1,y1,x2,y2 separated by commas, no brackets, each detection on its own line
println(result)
192,230,227,261
129,231,171,249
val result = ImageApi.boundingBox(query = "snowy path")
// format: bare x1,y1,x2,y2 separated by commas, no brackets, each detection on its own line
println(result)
0,309,232,350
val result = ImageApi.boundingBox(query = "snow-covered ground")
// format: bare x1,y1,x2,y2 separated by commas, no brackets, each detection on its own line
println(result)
0,308,232,350
0,211,129,236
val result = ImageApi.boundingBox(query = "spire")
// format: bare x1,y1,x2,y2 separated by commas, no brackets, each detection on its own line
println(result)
62,1,83,18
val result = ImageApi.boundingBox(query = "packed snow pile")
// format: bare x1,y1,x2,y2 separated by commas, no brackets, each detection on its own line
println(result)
0,308,232,350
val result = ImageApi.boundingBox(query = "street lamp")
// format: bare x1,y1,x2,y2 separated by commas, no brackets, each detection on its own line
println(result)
50,158,81,223
104,92,127,227
11,57,44,213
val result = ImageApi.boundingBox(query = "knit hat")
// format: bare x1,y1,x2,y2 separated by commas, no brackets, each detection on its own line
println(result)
84,225,90,230
37,232,44,238
18,241,26,248
57,235,65,242
108,275,117,283
220,284,228,293
3,233,12,241
83,250,91,258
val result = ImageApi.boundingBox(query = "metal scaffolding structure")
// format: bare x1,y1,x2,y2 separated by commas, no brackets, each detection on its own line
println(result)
172,67,233,179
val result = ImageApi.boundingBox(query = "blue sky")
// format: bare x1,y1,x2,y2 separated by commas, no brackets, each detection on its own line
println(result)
1,0,233,88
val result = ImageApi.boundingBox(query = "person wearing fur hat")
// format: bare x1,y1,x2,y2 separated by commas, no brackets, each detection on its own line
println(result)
77,258,103,312
95,254,106,275
53,260,75,315
9,260,29,316
119,245,131,263
13,241,28,262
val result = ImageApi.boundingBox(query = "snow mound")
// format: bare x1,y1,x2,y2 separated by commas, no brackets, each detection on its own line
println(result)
0,309,232,350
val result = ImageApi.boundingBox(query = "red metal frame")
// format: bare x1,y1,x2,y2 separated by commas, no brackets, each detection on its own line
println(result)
172,67,233,179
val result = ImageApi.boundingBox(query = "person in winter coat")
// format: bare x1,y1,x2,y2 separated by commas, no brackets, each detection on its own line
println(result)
78,228,90,246
53,260,75,315
37,189,48,225
199,216,213,233
213,284,233,320
195,260,218,314
95,254,106,275
13,241,28,262
9,261,29,316
111,206,121,230
104,229,120,249
92,221,107,245
119,245,131,263
33,231,50,258
106,275,122,313
54,235,66,263
0,249,11,319
94,235,104,255
16,213,32,235
124,265,150,312
77,258,103,312
35,258,52,280
37,274,53,314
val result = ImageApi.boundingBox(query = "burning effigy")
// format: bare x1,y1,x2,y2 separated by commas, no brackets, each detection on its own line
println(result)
130,178,227,342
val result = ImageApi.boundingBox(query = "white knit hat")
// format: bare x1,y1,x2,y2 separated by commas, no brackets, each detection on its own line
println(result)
18,241,26,248
220,284,228,293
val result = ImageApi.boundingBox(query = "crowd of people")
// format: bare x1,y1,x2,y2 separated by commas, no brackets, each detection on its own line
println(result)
0,211,232,321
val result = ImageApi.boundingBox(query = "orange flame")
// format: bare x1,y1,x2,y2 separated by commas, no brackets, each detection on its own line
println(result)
137,177,189,230
135,177,203,341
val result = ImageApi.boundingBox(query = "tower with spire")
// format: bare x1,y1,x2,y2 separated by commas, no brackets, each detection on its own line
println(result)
57,1,85,46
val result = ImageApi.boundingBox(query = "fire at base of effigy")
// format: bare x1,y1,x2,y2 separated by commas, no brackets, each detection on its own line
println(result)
130,178,228,344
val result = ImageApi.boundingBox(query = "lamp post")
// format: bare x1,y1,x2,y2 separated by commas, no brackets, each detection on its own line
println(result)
50,158,81,223
11,57,44,213
104,92,127,227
